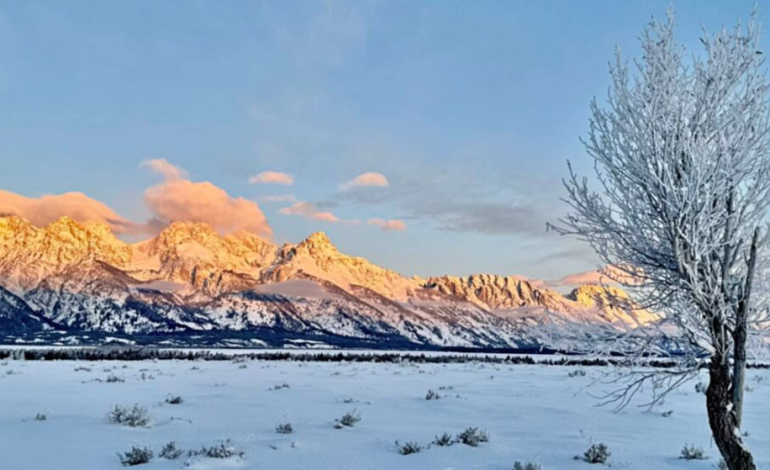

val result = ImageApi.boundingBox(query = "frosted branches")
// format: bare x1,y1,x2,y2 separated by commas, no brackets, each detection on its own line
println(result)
550,10,770,363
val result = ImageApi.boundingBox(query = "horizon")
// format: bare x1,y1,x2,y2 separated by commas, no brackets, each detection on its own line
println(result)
0,0,764,282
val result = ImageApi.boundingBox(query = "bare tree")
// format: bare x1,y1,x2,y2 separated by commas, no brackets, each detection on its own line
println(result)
550,11,770,470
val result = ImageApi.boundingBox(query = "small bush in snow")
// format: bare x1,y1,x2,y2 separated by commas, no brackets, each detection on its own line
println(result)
165,395,183,405
276,422,294,434
118,446,153,466
695,382,707,394
661,410,674,418
397,441,423,455
107,405,151,428
106,374,125,383
513,461,542,470
189,440,244,459
456,427,489,447
425,389,441,400
680,444,707,460
583,443,611,464
335,409,362,428
34,413,47,421
74,366,91,372
270,383,290,390
568,369,587,377
432,432,454,447
159,441,183,460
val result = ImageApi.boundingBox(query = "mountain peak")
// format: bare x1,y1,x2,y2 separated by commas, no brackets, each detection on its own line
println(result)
0,215,132,292
46,215,83,232
161,220,218,237
567,284,629,308
0,215,34,234
130,220,276,289
302,231,334,247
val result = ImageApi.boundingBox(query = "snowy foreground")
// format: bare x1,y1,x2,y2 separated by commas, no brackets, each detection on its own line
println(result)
2,357,770,470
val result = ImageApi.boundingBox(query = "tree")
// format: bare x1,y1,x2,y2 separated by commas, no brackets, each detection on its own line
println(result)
551,11,770,470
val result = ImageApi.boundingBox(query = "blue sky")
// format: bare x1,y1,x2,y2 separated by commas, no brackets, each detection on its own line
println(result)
0,0,764,281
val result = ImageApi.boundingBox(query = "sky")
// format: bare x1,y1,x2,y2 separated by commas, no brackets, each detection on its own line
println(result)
0,0,765,283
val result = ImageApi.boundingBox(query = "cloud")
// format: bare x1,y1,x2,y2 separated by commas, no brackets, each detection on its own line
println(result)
279,201,339,222
551,266,638,288
258,194,297,203
141,158,188,181
143,160,272,237
0,189,139,235
249,171,294,185
367,218,406,232
334,171,554,236
340,172,389,190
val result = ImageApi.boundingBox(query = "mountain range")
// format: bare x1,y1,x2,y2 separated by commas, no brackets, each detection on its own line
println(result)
0,216,654,349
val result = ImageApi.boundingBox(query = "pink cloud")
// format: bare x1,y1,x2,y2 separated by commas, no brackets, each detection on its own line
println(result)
0,189,139,235
143,160,272,237
367,218,407,232
249,171,294,185
340,172,389,190
556,266,638,287
279,201,339,222
141,158,188,181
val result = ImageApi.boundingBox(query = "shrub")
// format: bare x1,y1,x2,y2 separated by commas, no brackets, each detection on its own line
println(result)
34,413,47,421
159,441,183,460
165,395,183,405
425,389,441,400
661,410,674,418
397,441,423,455
456,427,490,447
513,461,542,470
189,440,244,459
432,432,454,447
583,443,611,464
118,446,153,466
680,444,707,460
276,422,294,434
106,374,125,383
271,383,290,390
107,405,151,428
568,369,587,377
335,409,362,428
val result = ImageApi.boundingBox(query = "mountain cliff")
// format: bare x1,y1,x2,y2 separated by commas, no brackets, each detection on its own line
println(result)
424,274,572,311
0,216,131,293
0,215,652,349
261,232,420,300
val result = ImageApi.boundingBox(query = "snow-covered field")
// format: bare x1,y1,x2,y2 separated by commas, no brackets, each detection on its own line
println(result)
1,357,769,470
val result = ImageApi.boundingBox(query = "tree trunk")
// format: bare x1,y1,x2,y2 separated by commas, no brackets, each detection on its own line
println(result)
732,326,747,430
708,355,755,470
732,227,759,429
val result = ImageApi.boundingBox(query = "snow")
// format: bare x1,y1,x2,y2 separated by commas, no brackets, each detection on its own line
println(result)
2,357,770,469
250,280,336,299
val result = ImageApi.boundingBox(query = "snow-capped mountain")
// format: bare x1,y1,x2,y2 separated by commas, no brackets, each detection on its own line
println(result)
0,215,651,349
0,283,58,340
0,216,131,293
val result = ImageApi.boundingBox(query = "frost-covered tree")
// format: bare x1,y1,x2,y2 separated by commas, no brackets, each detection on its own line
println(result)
551,11,770,470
